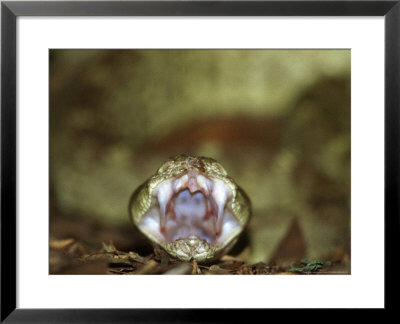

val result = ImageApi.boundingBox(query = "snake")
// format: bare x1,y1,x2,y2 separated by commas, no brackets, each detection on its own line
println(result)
129,154,251,263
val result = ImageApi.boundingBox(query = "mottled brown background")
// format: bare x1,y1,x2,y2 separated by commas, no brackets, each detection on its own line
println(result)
50,49,350,272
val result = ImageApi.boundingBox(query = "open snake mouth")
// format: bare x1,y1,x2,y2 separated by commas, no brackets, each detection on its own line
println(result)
138,170,242,247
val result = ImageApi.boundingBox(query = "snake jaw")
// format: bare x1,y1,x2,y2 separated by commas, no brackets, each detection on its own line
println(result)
156,181,174,230
129,154,251,263
211,179,231,236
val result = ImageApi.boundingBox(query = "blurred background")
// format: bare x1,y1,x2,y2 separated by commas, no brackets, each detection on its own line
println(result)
50,49,350,272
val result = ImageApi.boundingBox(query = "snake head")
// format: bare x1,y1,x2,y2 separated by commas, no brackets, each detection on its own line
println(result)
129,154,251,263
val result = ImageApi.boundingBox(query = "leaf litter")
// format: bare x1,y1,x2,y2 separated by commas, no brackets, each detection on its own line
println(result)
50,237,340,275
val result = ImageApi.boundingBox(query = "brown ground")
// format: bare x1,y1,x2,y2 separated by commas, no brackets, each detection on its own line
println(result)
49,215,349,275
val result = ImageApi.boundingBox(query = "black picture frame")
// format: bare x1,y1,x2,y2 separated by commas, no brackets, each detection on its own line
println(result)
1,0,398,321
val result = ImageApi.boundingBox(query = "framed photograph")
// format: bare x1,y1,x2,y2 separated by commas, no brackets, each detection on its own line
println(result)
1,0,398,321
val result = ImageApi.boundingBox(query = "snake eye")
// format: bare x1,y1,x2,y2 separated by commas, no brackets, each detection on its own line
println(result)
199,157,228,176
156,160,174,175
211,162,228,176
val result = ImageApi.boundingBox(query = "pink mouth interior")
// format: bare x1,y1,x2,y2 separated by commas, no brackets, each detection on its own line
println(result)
139,170,242,247
162,189,217,244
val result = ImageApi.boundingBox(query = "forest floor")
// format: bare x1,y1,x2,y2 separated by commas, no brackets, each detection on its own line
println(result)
49,215,349,275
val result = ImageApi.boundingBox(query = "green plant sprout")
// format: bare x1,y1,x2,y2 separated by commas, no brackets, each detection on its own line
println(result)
289,257,332,273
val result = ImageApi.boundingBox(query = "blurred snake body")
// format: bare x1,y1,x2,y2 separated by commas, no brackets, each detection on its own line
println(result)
129,154,251,263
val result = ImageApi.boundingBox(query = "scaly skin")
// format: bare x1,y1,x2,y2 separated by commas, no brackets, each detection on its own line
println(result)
129,154,251,263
